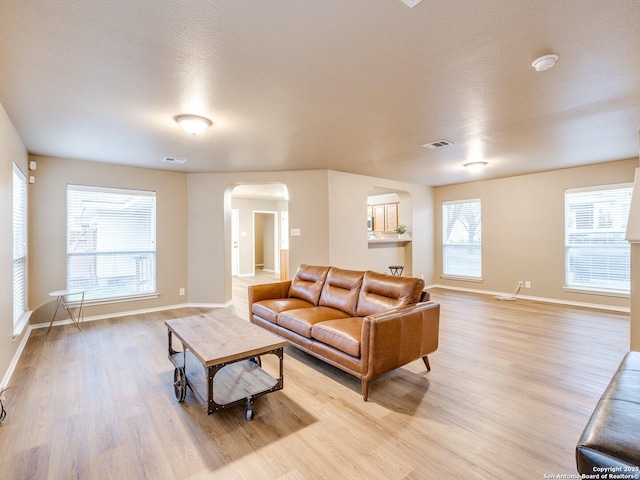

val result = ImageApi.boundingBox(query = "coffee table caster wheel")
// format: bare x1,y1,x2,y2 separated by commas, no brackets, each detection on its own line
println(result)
245,396,254,420
173,367,186,402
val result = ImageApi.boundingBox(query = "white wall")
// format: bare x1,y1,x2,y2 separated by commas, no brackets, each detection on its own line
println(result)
434,158,639,308
187,171,331,305
0,102,29,387
28,155,189,323
186,169,434,305
327,170,434,280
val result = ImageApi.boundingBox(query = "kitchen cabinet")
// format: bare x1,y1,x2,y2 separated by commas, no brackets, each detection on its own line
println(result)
370,202,398,232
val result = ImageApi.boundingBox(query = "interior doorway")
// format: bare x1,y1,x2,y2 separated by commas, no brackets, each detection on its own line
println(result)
253,211,278,273
227,182,289,313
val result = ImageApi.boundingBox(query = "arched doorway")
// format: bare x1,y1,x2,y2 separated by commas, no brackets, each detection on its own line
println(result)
227,183,289,312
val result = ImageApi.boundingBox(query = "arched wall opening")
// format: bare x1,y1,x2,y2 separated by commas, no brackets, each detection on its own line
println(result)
367,186,413,276
224,182,290,305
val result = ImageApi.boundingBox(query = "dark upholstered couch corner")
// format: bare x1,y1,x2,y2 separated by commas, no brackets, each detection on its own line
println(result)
576,351,640,474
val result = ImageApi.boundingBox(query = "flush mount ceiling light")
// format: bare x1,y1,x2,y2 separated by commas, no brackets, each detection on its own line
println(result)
532,54,558,72
464,161,488,172
174,114,212,136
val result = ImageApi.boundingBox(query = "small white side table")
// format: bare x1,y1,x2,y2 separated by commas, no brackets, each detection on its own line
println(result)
48,289,86,332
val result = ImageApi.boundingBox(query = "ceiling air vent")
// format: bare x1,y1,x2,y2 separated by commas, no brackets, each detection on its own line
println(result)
422,140,453,149
162,157,187,164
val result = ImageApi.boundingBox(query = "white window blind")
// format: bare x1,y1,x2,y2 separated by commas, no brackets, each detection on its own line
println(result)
13,164,27,328
67,185,156,301
443,199,482,279
565,184,632,295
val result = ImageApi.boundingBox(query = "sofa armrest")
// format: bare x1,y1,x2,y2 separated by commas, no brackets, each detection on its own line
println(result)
247,281,292,318
361,302,440,381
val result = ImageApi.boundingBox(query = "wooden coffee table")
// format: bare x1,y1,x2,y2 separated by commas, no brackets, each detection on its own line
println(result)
165,309,286,420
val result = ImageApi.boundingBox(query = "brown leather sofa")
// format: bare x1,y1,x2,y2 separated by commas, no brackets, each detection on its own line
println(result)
576,351,640,473
248,264,440,401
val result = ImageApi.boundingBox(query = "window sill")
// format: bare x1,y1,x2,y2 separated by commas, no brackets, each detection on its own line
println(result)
72,292,160,308
563,287,630,299
13,311,32,338
441,275,483,283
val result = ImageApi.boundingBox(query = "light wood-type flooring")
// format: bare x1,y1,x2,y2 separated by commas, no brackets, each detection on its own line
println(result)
0,273,631,479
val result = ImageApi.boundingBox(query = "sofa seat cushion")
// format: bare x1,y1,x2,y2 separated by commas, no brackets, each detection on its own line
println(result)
277,307,351,338
252,298,315,324
311,317,363,357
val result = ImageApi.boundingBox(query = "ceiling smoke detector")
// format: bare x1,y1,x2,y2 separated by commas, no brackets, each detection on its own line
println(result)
162,157,187,164
532,54,558,72
422,139,453,149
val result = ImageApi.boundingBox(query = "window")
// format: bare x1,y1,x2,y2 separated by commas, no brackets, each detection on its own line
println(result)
67,185,156,302
13,164,27,329
565,184,632,295
442,199,482,279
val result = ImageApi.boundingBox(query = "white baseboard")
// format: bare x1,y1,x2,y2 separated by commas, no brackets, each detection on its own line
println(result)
1,324,33,390
427,284,630,313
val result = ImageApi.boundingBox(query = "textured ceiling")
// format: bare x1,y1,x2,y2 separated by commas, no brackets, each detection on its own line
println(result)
1,0,639,186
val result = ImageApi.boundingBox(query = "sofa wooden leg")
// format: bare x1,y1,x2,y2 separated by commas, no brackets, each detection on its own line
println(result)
362,380,369,402
422,356,431,371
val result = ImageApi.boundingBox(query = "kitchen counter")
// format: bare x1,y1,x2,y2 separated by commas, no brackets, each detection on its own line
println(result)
367,236,411,247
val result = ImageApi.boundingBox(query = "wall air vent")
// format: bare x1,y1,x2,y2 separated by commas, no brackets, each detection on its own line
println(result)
162,157,187,164
422,140,453,149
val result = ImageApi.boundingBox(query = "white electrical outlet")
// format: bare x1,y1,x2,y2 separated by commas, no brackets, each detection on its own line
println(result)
525,281,531,288
179,288,185,296
518,281,524,288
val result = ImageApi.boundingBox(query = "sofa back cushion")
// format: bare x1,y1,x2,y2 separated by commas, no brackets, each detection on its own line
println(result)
318,267,365,316
356,270,425,317
288,264,330,305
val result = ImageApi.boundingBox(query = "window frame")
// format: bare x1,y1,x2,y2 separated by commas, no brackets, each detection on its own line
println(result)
13,163,29,334
564,183,633,297
66,184,158,304
442,198,482,281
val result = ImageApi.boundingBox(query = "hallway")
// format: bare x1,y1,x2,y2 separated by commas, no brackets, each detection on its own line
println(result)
228,268,279,320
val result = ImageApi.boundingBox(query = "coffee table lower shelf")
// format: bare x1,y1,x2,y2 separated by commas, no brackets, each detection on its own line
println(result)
169,348,283,420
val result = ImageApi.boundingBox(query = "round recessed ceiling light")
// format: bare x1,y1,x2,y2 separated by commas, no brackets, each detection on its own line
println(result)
532,54,558,72
174,114,212,136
